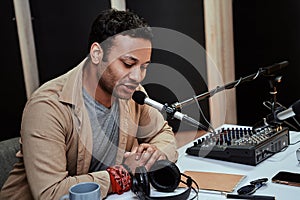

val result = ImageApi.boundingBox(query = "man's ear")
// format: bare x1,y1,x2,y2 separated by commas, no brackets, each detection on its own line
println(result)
90,42,103,64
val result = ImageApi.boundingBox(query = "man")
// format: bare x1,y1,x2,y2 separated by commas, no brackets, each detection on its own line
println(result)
0,9,178,199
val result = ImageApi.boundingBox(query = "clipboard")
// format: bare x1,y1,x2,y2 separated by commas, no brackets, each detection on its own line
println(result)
179,171,246,192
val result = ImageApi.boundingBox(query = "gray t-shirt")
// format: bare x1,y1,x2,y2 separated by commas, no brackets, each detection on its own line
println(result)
83,88,120,172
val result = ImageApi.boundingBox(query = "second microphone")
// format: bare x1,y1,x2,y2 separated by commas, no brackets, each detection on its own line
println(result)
132,91,208,131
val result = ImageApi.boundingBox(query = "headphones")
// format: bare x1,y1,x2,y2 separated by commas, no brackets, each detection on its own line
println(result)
131,159,199,200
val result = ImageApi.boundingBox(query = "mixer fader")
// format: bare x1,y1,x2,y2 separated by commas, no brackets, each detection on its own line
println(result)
185,126,290,165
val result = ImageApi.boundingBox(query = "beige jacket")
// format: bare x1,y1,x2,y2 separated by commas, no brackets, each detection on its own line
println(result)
0,58,178,200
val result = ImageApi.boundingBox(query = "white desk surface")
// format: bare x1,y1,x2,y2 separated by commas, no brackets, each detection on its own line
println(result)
107,124,300,200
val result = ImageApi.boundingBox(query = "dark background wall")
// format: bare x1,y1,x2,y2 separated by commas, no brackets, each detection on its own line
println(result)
126,0,208,132
2,0,300,141
0,0,206,141
0,0,111,141
1,0,28,141
233,0,300,130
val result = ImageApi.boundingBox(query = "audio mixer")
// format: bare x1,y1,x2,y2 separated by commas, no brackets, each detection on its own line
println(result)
185,126,290,166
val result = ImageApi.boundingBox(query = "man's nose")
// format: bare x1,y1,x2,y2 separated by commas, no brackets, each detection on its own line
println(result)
128,66,144,82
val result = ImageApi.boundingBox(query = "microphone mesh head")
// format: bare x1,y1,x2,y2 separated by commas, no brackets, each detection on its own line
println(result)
132,91,146,105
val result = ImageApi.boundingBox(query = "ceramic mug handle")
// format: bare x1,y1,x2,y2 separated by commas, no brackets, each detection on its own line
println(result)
59,194,70,200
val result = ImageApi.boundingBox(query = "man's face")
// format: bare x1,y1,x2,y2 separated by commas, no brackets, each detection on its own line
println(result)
98,35,152,100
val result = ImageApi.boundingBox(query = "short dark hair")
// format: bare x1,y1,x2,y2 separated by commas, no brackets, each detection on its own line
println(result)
88,9,153,61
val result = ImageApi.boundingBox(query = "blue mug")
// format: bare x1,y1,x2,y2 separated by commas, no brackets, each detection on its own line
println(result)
60,182,101,200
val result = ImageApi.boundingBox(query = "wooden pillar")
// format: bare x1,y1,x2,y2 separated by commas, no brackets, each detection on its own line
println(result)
13,0,39,99
110,0,126,11
203,0,237,127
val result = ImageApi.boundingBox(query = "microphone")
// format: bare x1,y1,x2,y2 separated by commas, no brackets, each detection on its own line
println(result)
132,91,208,131
276,99,300,121
260,61,288,76
253,99,300,130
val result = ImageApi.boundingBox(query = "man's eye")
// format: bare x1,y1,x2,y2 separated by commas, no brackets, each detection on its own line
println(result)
123,62,134,67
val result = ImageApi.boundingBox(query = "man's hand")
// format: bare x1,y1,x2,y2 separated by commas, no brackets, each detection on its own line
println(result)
123,143,167,173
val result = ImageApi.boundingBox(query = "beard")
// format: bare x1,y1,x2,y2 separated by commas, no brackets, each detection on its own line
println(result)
96,62,138,100
98,74,133,100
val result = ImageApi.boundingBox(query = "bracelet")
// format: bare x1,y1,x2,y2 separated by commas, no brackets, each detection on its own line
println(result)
106,165,132,194
121,163,133,177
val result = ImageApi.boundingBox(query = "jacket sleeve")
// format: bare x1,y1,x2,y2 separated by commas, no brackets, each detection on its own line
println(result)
20,99,111,200
134,93,179,162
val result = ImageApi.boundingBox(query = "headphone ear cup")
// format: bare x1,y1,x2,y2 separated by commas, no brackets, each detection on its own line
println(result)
133,166,150,196
131,174,139,194
148,160,181,192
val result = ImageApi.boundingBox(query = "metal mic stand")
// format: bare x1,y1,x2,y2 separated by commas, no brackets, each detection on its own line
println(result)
172,61,288,110
172,69,261,110
170,69,262,133
257,74,285,130
170,61,289,133
266,75,282,114
252,62,288,131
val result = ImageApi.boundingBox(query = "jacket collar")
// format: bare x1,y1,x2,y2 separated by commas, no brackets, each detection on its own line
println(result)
58,57,88,109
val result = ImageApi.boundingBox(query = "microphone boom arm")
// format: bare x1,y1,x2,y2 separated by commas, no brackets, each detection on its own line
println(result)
173,70,260,109
173,61,288,110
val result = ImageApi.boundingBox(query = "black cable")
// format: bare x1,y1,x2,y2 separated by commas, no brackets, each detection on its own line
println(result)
289,139,300,146
180,173,199,200
192,95,216,134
